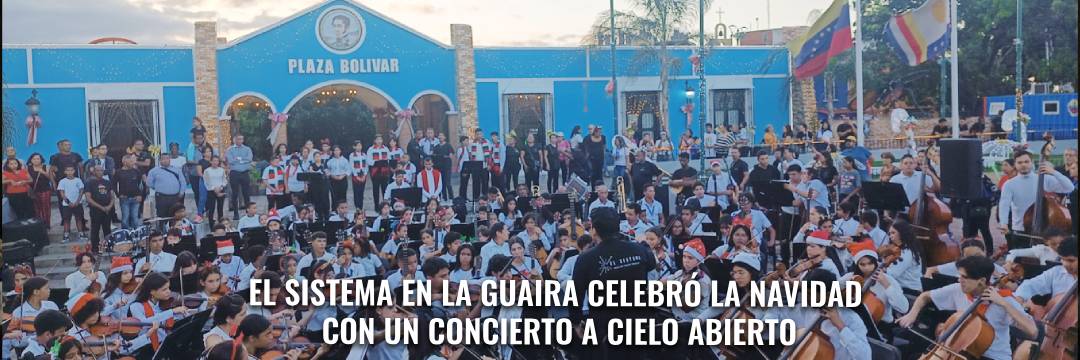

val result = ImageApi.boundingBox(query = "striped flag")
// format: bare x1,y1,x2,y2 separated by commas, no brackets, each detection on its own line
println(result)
789,0,853,79
884,0,951,66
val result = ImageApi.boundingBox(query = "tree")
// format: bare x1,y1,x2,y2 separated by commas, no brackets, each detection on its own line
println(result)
583,0,712,134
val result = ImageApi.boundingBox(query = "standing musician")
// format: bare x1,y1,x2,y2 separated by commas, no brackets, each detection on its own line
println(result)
741,150,780,197
629,150,661,201
669,152,699,202
704,160,737,211
135,230,177,275
896,256,1037,360
997,150,1074,233
785,165,831,213
489,131,507,193
889,154,940,210
766,268,872,359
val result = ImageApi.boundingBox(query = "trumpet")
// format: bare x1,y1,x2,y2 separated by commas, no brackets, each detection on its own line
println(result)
616,176,628,212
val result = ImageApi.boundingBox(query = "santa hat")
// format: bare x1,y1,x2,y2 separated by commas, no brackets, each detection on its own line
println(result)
711,160,722,168
849,240,878,261
217,240,235,255
66,293,95,315
110,256,133,275
806,230,832,246
682,238,707,262
731,252,761,272
267,208,281,224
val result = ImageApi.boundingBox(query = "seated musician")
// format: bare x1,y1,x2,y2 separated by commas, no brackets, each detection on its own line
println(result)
1013,236,1077,307
499,199,523,228
192,265,224,311
203,293,246,350
167,203,195,237
247,271,287,322
237,202,261,232
379,224,411,262
295,231,329,269
664,238,718,320
704,160,736,211
840,242,909,325
17,311,70,360
730,193,773,250
684,183,717,208
332,243,369,278
883,221,925,295
766,268,872,359
620,204,651,239
509,239,543,279
135,231,177,276
728,251,765,318
387,248,427,290
587,184,616,214
640,227,674,280
924,239,1007,281
479,223,513,275
101,257,137,320
1005,228,1067,266
790,206,827,262
557,234,595,284
295,261,335,339
794,230,844,278
516,213,551,257
896,256,1037,360
129,272,195,353
214,240,247,290
361,290,415,360
236,245,267,292
353,235,385,277
858,210,889,248
680,200,710,236
383,170,411,202
833,202,860,238
169,251,199,289
237,314,304,360
710,224,758,261
66,293,155,357
327,201,353,223
64,251,106,300
369,201,394,233
636,184,664,226
449,244,481,282
6,280,59,356
265,217,292,254
418,230,440,265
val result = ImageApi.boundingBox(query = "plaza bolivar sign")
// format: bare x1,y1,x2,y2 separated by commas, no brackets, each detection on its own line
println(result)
287,58,400,74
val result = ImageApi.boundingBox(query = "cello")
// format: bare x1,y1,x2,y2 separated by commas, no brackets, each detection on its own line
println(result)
910,145,958,267
855,250,900,323
779,314,835,360
1014,280,1078,360
1022,133,1072,235
919,282,1009,359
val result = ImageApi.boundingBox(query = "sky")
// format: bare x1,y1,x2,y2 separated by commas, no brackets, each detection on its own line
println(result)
2,0,833,46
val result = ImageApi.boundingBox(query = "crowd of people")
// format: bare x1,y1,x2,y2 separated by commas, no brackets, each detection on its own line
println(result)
1,115,1078,360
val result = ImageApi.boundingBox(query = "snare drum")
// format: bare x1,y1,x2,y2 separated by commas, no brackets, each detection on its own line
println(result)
566,175,589,196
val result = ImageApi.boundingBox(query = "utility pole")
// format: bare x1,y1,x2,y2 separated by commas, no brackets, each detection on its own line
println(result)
698,0,707,173
610,0,619,132
1015,0,1025,142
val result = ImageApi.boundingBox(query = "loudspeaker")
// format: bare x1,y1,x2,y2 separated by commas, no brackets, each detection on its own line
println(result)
2,218,48,253
939,138,984,199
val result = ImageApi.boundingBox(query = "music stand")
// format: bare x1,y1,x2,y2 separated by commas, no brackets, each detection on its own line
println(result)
406,224,425,241
449,224,475,242
199,233,241,263
164,235,196,256
391,187,422,209
152,309,212,360
861,182,908,212
321,221,347,247
170,273,200,294
750,181,793,210
370,231,389,249
48,288,70,311
516,196,534,214
243,227,270,249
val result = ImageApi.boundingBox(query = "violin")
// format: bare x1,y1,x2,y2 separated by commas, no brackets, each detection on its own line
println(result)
256,341,320,360
89,317,157,339
779,314,835,360
9,315,36,333
80,337,136,360
120,277,142,295
910,147,958,267
1022,133,1072,234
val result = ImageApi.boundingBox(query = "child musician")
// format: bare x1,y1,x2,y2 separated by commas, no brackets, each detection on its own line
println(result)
839,242,908,326
101,256,138,320
765,269,872,360
214,239,247,290
664,238,717,320
15,310,70,359
128,272,195,354
67,293,155,358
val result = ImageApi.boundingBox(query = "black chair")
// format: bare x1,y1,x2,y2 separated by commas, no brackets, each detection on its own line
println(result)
868,338,901,360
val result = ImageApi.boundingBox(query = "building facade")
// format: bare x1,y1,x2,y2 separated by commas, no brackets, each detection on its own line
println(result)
2,0,791,158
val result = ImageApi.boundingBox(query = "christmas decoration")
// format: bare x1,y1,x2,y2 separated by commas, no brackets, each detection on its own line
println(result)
267,112,288,143
605,79,614,95
25,115,41,146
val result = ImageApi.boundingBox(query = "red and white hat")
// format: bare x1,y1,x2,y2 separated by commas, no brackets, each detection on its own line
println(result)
110,256,133,275
267,208,281,224
682,238,707,262
66,293,95,315
217,239,235,255
806,230,832,246
711,160,723,167
731,251,761,272
848,240,878,261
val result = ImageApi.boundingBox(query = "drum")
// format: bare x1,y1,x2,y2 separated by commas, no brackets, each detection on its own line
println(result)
566,175,589,196
107,229,135,254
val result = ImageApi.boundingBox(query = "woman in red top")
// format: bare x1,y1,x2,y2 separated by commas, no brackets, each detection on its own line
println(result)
26,153,54,226
2,157,35,220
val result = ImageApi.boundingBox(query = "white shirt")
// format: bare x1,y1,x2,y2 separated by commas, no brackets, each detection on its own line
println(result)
385,270,427,290
64,270,106,298
885,248,922,292
587,198,616,215
704,172,734,209
383,181,412,201
298,250,336,272
637,198,663,225
1015,265,1077,301
867,227,889,248
929,283,1031,360
620,219,651,237
215,256,247,290
202,167,227,191
997,171,1075,231
237,214,261,231
833,217,860,237
1005,244,1060,265
479,240,512,275
135,251,177,275
763,306,871,360
890,171,933,205
729,209,771,246
58,177,85,205
840,272,908,322
326,157,351,177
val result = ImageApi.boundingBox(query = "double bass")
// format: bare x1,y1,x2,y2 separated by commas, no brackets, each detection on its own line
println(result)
910,146,958,267
1022,133,1072,235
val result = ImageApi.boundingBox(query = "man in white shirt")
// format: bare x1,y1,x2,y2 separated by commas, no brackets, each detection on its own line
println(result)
418,128,439,159
1014,237,1077,302
587,184,616,215
383,170,412,202
135,232,177,275
889,154,939,207
702,123,718,158
997,150,1075,233
619,203,651,238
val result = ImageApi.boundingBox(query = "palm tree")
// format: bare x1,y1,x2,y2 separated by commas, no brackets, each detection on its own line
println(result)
584,0,711,135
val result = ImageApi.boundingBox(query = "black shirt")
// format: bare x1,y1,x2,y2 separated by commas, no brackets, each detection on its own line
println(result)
571,237,655,325
671,166,699,198
815,164,838,186
27,166,52,192
584,136,606,163
523,143,542,168
545,144,560,167
433,143,453,170
932,124,950,136
114,168,144,197
836,123,855,139
747,164,781,185
504,145,521,168
49,152,83,180
629,160,661,196
729,159,749,185
85,178,113,212
133,150,153,174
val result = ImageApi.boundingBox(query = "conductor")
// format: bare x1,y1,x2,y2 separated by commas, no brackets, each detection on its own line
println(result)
572,206,656,359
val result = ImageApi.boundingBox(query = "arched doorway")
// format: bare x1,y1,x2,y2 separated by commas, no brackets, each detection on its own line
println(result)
286,84,397,150
227,96,273,161
410,93,451,138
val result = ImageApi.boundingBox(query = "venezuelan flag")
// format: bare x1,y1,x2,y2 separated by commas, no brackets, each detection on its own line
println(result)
789,0,853,79
885,0,951,66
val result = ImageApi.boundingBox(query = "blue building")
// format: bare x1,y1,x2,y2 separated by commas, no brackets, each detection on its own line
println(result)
2,0,791,159
984,93,1078,140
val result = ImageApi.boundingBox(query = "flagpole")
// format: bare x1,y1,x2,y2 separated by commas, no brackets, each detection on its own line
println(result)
855,0,865,147
950,0,960,138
